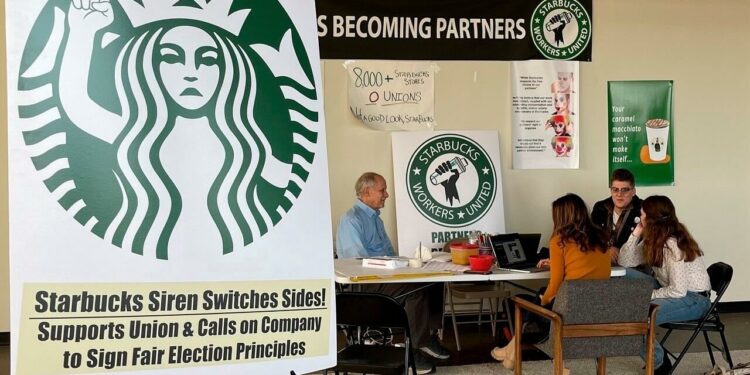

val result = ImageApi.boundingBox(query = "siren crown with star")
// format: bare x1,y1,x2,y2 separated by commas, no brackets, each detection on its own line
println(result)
119,0,251,36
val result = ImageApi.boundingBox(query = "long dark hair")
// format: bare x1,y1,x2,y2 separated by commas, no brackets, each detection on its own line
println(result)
641,195,702,267
552,194,607,253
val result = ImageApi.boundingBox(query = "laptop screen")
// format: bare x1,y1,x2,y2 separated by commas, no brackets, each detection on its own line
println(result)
519,233,542,256
490,233,534,267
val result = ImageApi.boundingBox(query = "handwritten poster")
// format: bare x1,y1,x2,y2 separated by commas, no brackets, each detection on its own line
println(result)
346,60,436,131
608,81,674,186
511,60,580,169
6,0,335,374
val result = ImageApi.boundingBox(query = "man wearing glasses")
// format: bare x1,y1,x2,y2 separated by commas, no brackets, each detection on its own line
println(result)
591,169,642,264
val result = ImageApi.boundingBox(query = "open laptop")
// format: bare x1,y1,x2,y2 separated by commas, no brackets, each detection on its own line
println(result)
490,233,546,273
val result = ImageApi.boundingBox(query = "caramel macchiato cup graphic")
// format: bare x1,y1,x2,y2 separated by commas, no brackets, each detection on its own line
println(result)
645,119,670,161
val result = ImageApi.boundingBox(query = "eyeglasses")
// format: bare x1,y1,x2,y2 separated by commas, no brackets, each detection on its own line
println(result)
610,187,633,194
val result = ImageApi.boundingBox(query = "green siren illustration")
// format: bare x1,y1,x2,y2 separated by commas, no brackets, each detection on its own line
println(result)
406,134,496,227
16,0,319,259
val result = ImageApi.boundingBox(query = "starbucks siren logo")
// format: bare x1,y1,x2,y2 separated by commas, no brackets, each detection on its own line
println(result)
531,0,592,60
16,0,319,259
406,134,496,227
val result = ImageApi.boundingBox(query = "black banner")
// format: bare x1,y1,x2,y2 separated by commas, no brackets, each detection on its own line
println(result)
316,0,593,61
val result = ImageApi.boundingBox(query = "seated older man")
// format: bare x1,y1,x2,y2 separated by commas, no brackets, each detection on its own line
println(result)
336,172,449,375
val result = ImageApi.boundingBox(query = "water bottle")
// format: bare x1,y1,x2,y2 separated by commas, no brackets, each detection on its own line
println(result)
468,230,479,245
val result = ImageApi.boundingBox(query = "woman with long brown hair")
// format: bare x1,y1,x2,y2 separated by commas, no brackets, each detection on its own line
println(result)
491,193,610,369
619,195,711,374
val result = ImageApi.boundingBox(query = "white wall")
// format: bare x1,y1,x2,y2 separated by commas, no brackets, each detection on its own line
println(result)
324,0,750,302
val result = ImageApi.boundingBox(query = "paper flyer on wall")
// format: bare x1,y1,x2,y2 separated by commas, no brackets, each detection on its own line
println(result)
346,60,436,131
511,61,580,169
6,0,335,374
392,131,506,254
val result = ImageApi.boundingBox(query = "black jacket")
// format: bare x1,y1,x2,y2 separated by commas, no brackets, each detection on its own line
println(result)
591,195,642,249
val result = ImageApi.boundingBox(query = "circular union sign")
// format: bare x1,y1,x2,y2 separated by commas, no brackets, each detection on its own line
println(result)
531,0,592,60
406,134,496,227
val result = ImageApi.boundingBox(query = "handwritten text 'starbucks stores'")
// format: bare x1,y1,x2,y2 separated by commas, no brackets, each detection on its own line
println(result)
393,132,505,251
608,81,674,186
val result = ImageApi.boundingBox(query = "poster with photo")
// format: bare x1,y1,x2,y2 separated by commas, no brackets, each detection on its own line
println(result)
511,61,580,169
607,81,674,186
6,0,334,374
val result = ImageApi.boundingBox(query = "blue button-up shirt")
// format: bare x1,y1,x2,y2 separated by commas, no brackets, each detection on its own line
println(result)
336,199,395,258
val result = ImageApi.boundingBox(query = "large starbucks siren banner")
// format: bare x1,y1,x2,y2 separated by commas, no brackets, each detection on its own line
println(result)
392,131,506,253
7,1,334,374
608,81,674,186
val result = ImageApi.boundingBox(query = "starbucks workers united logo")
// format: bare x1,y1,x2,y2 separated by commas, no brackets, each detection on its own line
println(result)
407,134,496,227
531,0,591,60
16,0,320,259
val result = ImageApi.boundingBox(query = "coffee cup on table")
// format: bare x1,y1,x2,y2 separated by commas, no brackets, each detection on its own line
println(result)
645,118,669,161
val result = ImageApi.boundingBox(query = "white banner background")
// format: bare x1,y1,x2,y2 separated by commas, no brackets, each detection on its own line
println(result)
392,131,505,254
346,60,435,131
6,1,334,374
511,61,580,169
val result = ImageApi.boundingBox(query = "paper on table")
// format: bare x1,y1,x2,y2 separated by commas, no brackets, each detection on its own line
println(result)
422,261,469,272
362,257,409,269
428,252,452,263
349,271,452,282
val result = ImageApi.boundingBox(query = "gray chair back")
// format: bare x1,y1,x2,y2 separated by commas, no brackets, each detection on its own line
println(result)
537,278,653,359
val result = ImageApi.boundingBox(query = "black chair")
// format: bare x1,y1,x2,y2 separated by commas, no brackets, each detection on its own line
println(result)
328,292,417,375
660,262,734,374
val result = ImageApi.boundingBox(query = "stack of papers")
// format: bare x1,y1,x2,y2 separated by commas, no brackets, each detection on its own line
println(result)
429,252,452,262
423,261,469,272
362,256,410,269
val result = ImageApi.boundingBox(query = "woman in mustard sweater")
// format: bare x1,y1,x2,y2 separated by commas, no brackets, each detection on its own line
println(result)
491,193,611,369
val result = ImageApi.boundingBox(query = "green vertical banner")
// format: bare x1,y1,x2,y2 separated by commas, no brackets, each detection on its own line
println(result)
607,81,674,186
